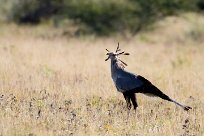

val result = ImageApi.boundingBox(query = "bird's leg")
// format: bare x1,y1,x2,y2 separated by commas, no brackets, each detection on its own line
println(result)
123,93,131,120
123,93,131,110
130,93,138,110
123,93,132,120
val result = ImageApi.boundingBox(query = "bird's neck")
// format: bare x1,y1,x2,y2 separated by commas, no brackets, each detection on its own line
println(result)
111,59,123,77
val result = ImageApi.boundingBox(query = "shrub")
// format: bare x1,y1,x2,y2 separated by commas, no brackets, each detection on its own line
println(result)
4,0,202,35
9,0,62,23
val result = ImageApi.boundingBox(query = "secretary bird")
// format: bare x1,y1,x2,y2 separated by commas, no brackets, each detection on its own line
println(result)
105,43,192,111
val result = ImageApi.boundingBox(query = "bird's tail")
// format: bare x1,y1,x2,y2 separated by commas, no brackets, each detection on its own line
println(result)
144,84,192,111
170,99,192,111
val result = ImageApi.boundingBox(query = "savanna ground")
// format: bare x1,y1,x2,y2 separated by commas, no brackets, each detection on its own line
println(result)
0,13,204,136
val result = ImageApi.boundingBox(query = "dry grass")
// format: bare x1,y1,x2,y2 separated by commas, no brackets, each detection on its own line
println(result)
0,13,204,136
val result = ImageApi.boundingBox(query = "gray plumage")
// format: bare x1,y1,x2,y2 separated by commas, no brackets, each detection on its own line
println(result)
111,60,143,92
105,43,192,111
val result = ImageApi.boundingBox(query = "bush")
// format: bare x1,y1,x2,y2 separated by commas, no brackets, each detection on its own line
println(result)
5,0,202,35
62,0,139,34
197,0,204,10
61,0,197,34
9,0,61,23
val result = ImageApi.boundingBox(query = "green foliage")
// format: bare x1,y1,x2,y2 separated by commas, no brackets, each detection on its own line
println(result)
2,0,203,35
197,0,204,11
62,0,139,34
9,0,62,23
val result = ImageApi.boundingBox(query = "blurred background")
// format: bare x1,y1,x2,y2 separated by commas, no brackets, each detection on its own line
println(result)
0,0,204,36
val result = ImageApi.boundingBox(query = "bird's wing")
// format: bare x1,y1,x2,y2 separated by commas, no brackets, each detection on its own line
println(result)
115,72,145,91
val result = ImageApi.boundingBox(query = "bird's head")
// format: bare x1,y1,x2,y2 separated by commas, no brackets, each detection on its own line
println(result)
105,43,130,66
